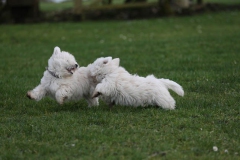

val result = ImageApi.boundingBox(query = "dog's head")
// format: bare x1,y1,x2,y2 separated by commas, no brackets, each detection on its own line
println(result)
90,57,120,82
47,46,79,78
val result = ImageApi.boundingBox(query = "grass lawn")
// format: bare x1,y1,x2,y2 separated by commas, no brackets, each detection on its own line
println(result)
40,1,74,12
0,10,240,159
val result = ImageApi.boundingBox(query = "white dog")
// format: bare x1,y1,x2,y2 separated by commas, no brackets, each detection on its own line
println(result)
27,46,99,107
90,57,184,110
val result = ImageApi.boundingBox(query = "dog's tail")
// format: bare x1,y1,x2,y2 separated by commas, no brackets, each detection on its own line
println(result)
159,79,184,96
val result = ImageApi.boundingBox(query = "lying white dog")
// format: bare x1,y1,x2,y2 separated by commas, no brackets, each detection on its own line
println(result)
27,46,99,107
90,57,184,110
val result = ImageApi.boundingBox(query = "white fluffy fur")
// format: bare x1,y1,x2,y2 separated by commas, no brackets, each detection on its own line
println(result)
90,57,184,110
27,46,99,107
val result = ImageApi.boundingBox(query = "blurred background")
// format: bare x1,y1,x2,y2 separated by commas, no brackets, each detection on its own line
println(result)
0,0,239,23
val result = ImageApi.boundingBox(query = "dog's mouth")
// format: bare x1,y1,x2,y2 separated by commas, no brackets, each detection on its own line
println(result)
66,67,76,74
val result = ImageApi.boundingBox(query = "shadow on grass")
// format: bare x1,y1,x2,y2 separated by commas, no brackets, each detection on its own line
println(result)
37,98,167,114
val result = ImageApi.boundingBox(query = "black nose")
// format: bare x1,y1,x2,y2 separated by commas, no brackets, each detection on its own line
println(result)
75,64,78,68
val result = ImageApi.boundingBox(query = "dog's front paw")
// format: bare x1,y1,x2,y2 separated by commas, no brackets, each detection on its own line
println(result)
92,92,102,98
56,96,68,105
26,91,35,100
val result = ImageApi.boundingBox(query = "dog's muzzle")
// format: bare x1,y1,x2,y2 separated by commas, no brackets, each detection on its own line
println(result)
66,64,78,74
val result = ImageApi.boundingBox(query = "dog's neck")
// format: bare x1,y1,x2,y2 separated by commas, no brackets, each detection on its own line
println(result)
46,67,60,78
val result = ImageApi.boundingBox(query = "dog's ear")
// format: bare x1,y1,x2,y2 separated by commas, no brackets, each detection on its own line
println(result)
103,59,108,64
53,46,61,55
111,58,120,67
103,57,113,65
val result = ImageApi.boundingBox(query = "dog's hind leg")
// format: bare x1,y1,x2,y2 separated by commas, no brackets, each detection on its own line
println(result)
55,88,70,105
155,95,176,110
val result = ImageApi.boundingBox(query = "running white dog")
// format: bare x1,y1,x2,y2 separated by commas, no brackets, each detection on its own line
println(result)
90,57,184,109
27,46,99,107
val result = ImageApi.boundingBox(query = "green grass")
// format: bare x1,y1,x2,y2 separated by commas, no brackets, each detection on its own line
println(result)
40,1,74,12
0,11,240,159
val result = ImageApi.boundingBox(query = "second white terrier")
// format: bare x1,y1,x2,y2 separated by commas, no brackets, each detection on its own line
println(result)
90,57,184,110
27,46,99,107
